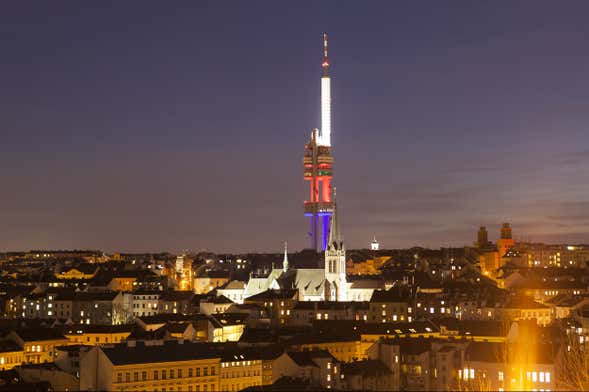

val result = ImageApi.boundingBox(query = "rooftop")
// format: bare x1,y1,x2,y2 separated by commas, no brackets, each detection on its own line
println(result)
102,340,222,365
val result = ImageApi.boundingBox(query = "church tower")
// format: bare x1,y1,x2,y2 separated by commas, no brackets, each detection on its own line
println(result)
324,189,347,301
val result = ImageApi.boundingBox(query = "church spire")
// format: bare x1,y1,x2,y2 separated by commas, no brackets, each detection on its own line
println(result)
328,187,343,249
282,241,289,273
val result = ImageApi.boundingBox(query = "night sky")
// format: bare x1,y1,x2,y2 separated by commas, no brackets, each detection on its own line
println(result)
2,2,589,253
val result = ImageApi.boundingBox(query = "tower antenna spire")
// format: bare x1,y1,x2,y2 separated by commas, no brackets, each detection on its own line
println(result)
322,32,330,75
319,32,332,147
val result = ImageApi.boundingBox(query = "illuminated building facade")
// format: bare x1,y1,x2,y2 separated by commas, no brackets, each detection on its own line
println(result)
304,33,334,251
0,342,24,371
80,342,221,392
175,254,193,291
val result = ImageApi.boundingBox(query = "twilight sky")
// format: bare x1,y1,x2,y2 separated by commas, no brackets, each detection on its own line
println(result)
2,2,589,253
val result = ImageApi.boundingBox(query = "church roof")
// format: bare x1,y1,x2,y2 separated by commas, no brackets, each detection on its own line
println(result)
244,278,268,297
245,289,298,302
244,268,327,300
292,269,326,297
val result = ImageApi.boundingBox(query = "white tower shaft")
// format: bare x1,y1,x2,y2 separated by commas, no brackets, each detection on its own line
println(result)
319,33,331,147
320,76,331,147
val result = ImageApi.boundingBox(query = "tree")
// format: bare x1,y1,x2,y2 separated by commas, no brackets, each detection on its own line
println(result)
556,325,589,391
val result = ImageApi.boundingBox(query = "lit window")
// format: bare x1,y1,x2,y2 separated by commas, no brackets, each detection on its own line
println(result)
498,371,504,381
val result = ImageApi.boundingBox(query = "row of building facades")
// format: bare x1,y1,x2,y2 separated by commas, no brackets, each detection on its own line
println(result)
0,245,588,390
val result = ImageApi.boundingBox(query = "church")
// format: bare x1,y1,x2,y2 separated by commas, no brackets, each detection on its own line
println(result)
239,198,354,302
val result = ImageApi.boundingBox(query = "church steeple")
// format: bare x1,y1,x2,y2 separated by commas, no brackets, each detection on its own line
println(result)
324,187,347,301
327,187,343,250
282,241,289,273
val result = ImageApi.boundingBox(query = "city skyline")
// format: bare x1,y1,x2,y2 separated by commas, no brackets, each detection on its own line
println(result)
2,2,589,252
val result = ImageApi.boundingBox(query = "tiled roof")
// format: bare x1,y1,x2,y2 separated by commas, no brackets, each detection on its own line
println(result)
102,341,222,365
